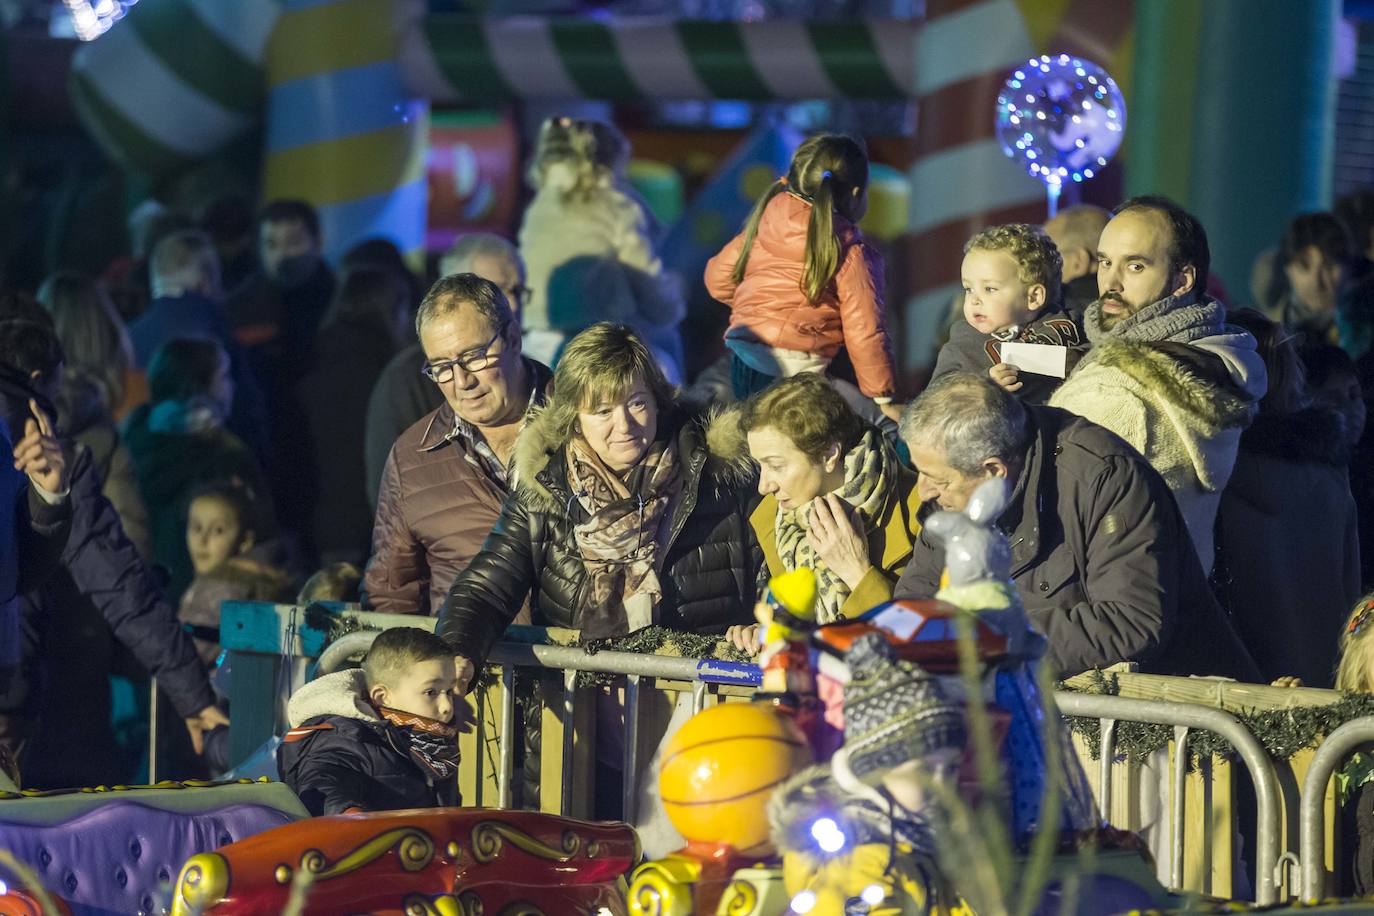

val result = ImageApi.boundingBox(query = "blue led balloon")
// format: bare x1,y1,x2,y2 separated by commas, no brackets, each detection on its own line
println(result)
996,53,1126,212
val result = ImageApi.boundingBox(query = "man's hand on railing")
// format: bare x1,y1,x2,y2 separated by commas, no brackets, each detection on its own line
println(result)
726,624,761,656
186,705,230,755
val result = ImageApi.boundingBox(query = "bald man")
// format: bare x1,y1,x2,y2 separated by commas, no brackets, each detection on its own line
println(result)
1043,205,1110,314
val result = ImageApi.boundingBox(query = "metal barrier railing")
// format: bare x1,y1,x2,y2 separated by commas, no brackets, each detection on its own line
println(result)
319,632,1289,903
1298,716,1374,901
317,631,761,820
1052,691,1285,906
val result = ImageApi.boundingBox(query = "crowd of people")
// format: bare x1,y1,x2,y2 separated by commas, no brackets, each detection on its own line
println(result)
1,120,1373,820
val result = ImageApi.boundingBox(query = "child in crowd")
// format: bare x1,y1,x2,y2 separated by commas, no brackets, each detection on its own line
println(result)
278,627,461,817
1333,594,1374,895
517,116,684,380
933,223,1088,405
298,562,363,604
706,135,902,420
122,337,269,600
177,479,294,665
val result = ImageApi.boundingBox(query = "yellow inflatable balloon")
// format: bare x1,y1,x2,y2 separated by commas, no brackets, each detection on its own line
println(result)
659,702,811,856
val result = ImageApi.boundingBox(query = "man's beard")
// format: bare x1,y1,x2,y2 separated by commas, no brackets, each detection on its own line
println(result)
1098,281,1172,330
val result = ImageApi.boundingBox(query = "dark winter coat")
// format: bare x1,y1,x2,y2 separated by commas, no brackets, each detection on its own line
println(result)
121,404,269,601
0,418,72,687
1061,274,1099,317
279,670,458,817
364,343,444,508
297,318,404,565
11,442,214,789
894,406,1259,680
931,304,1087,406
436,409,762,669
1215,407,1362,687
227,264,335,557
365,359,552,617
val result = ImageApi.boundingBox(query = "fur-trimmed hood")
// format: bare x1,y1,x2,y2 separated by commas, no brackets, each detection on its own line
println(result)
510,404,755,512
286,669,380,728
1071,338,1255,431
1240,405,1352,465
1082,294,1268,406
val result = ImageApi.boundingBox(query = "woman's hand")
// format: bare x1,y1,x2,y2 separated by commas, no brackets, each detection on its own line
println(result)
807,493,872,591
726,624,761,655
1271,676,1304,689
454,656,476,694
878,402,905,423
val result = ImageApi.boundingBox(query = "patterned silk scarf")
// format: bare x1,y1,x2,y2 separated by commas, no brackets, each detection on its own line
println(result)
375,705,460,782
774,429,895,623
566,435,682,639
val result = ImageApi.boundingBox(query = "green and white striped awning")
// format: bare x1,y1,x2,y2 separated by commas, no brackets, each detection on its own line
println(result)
408,17,917,102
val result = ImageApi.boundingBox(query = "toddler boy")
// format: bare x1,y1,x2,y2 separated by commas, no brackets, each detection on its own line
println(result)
934,223,1087,404
279,626,461,816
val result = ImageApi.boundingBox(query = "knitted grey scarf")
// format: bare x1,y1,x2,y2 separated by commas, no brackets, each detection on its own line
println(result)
1083,293,1226,345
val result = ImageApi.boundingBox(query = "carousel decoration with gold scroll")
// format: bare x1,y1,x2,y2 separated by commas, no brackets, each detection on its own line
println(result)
172,808,637,914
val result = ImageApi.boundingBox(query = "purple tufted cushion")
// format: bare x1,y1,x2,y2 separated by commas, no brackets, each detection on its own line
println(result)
0,801,294,915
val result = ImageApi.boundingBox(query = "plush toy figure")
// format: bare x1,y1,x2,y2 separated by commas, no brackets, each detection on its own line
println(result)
921,477,1098,841
767,633,970,915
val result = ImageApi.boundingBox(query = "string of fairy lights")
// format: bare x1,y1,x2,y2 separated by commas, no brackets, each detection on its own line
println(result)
62,0,135,41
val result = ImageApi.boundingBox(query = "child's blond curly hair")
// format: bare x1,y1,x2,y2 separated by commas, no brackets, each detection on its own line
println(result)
1336,592,1374,693
964,223,1063,306
527,117,630,202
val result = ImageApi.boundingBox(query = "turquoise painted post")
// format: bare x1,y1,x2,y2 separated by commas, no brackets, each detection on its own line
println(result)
1186,0,1338,302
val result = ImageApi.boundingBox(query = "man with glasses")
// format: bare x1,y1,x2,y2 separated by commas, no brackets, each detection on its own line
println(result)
364,234,531,507
365,274,551,617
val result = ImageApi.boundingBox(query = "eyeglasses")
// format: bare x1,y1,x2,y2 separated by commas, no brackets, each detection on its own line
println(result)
506,285,532,308
421,322,509,383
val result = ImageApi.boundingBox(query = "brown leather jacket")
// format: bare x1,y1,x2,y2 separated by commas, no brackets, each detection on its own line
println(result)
364,359,551,616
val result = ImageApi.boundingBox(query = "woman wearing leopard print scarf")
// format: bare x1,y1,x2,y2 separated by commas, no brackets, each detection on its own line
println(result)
725,373,923,651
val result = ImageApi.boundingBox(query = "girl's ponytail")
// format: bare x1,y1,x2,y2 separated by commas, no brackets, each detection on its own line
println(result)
730,134,868,301
802,170,840,303
729,179,788,287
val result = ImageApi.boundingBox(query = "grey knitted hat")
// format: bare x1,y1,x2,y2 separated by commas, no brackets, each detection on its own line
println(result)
842,632,967,782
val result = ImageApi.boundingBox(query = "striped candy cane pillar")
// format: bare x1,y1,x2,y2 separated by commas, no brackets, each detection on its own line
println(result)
263,0,428,261
402,17,917,103
901,0,1136,377
71,0,425,262
901,0,1046,376
69,0,278,177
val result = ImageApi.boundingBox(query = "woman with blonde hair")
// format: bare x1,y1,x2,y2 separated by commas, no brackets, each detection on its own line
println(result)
437,322,760,681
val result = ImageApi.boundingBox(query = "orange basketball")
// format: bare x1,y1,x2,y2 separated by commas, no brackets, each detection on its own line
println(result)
659,702,811,854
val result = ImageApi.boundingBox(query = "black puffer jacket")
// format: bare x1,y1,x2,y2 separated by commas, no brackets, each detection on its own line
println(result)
437,410,761,667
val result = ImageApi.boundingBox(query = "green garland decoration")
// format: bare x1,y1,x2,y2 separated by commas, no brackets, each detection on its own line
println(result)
305,603,380,645
1063,670,1374,767
575,625,751,687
